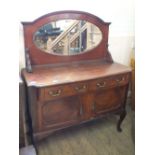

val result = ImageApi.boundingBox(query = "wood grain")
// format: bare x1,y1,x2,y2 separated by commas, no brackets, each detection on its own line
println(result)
22,11,111,66
36,105,134,155
22,62,131,87
21,10,132,145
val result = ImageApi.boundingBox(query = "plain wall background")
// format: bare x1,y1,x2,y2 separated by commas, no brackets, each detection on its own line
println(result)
19,0,134,69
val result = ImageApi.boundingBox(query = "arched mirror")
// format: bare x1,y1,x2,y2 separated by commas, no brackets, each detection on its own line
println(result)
33,20,102,55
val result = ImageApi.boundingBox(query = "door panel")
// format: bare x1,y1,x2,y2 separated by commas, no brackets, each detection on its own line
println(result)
41,96,81,129
93,86,126,115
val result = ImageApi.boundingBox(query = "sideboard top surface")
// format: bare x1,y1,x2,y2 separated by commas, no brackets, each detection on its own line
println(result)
22,61,131,87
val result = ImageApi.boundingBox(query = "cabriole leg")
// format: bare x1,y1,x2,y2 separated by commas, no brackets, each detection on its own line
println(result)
117,110,127,132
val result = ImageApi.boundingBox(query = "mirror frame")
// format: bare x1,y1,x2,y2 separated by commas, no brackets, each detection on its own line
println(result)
22,10,111,65
33,19,103,56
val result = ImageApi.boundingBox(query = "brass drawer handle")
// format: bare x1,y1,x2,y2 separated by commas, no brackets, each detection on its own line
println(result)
75,85,86,92
116,77,125,83
96,82,106,88
48,89,62,96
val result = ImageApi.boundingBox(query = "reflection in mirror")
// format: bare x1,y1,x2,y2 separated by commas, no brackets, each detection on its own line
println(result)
33,20,102,55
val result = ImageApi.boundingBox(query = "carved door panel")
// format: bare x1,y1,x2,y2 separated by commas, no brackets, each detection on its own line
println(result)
40,95,82,130
92,86,127,115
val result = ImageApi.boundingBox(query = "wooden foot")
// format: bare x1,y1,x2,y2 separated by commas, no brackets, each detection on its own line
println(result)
117,110,126,132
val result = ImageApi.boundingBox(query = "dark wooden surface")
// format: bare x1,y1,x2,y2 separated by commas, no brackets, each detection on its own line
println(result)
19,77,27,147
22,11,111,66
21,10,132,144
20,104,134,155
37,104,135,155
93,86,126,115
22,61,131,87
22,72,130,141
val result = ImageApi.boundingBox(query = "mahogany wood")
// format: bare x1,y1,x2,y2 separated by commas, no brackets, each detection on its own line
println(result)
22,61,131,87
19,77,27,147
22,11,111,66
21,10,132,143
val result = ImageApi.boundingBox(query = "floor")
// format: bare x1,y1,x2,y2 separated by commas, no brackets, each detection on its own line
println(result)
34,106,135,155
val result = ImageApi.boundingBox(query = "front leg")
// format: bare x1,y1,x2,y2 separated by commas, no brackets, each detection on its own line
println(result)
117,110,126,132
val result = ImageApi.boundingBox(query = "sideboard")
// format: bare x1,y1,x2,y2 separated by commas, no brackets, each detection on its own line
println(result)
21,10,131,143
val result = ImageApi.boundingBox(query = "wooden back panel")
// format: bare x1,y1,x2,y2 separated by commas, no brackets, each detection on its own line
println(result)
22,10,111,66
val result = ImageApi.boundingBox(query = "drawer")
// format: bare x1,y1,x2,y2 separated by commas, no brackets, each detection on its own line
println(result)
112,74,129,86
89,77,111,91
89,74,129,91
43,85,75,101
38,74,129,101
71,82,88,94
39,82,89,101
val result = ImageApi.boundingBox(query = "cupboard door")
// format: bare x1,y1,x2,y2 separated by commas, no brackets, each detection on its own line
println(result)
41,96,82,130
92,86,127,115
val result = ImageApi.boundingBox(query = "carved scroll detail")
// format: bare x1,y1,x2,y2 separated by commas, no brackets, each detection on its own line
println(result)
25,48,33,73
106,50,113,63
105,44,113,63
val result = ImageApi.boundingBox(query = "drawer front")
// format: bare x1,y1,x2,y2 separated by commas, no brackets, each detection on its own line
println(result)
111,74,129,86
38,74,129,101
39,82,88,101
89,77,111,91
44,85,75,101
71,82,88,94
89,74,129,91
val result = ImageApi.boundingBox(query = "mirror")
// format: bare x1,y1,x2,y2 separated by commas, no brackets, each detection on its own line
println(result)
33,20,102,55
